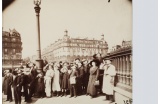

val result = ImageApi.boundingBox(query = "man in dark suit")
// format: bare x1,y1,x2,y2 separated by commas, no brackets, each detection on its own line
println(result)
69,64,79,98
77,62,84,95
2,69,13,102
12,69,24,104
82,59,90,95
23,68,32,102
28,69,35,100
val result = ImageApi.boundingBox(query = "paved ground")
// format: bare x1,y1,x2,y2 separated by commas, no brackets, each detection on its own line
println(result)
2,94,116,104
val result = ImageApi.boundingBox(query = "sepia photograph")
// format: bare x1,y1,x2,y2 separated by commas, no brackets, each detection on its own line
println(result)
2,0,132,104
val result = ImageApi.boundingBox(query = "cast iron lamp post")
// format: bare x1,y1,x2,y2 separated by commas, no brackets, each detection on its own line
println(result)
33,0,43,71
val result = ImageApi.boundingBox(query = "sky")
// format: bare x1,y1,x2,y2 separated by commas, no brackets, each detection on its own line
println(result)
2,0,132,58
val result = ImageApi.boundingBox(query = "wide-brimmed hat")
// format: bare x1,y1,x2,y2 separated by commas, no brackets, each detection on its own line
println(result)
89,59,100,66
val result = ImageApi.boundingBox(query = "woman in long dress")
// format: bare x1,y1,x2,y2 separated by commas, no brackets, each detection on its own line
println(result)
87,60,99,98
52,63,61,97
35,72,45,98
44,64,54,97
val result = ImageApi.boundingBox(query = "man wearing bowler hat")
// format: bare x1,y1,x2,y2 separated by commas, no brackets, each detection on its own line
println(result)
13,69,24,104
2,69,13,102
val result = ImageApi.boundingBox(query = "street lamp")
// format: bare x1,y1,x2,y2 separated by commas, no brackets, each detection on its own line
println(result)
33,0,43,71
82,48,85,58
97,44,100,54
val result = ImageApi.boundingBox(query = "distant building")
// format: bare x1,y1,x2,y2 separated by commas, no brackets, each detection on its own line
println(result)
2,29,23,69
42,30,108,62
110,40,132,52
30,55,37,63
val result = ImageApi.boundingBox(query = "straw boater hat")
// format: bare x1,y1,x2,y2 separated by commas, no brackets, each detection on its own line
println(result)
71,63,78,69
4,70,10,74
104,57,113,61
63,61,69,66
24,68,30,72
82,59,87,62
6,69,10,73
28,62,35,67
17,69,23,74
104,58,113,64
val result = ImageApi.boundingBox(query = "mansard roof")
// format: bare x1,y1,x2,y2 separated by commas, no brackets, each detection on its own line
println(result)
2,31,10,37
10,28,20,37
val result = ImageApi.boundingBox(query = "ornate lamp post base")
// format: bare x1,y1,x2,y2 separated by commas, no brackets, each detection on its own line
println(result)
36,59,43,71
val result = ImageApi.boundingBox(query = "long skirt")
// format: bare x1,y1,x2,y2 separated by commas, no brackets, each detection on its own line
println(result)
61,73,68,89
45,79,52,97
87,75,97,96
52,73,61,92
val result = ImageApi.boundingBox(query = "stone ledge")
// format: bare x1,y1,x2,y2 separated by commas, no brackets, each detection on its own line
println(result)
116,83,132,93
114,86,132,99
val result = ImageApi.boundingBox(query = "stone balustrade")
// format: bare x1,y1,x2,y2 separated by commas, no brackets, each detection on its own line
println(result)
103,44,132,103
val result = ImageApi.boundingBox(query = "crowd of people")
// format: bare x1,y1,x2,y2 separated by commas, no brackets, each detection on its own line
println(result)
2,53,116,104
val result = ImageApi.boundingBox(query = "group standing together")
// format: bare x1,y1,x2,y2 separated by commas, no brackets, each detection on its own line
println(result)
2,53,116,104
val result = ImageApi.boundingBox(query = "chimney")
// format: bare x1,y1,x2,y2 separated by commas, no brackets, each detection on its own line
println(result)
101,34,104,40
64,29,68,36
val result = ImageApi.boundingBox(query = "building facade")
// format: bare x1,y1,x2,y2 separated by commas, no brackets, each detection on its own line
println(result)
42,30,108,62
2,29,23,69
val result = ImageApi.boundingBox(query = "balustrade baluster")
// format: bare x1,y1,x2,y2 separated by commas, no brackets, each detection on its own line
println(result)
130,55,132,86
115,58,117,70
126,56,129,85
117,57,120,83
119,57,122,83
122,56,125,84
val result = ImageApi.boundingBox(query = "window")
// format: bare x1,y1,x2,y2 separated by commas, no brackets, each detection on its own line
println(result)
4,49,7,53
4,38,8,41
17,39,20,42
12,38,16,42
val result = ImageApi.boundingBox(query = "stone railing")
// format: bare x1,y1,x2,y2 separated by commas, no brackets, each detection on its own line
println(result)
104,45,132,92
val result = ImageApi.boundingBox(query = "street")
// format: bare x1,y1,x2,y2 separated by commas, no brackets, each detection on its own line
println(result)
3,94,116,104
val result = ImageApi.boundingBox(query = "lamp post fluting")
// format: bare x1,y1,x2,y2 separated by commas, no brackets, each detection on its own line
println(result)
34,0,43,71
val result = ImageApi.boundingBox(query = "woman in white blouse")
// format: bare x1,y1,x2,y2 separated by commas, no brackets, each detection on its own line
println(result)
44,64,54,98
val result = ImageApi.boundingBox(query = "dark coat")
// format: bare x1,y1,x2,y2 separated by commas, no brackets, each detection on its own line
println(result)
87,67,99,96
78,66,84,79
61,71,69,89
31,68,38,78
77,66,84,88
2,73,13,95
12,74,24,88
35,77,45,93
12,74,24,104
83,65,90,85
